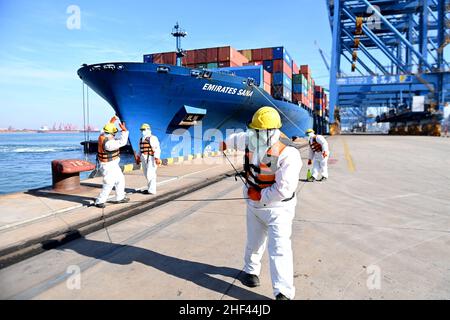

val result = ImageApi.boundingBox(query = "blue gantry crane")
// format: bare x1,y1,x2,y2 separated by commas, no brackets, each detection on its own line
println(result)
327,0,450,135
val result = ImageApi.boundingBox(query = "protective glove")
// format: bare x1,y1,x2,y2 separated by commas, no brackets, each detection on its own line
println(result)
109,115,118,123
135,154,141,165
155,158,162,166
247,187,261,201
322,151,328,158
119,121,127,131
308,159,312,166
219,141,227,152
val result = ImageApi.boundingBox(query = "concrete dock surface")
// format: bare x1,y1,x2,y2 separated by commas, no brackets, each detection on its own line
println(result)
0,135,449,299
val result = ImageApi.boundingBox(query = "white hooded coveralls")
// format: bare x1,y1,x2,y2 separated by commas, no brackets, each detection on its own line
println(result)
95,131,129,205
308,134,329,179
226,131,302,300
138,133,161,194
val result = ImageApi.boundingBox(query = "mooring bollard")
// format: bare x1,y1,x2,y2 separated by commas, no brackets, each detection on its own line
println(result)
51,159,96,192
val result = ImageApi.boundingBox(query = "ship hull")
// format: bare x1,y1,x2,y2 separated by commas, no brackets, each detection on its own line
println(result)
78,63,313,159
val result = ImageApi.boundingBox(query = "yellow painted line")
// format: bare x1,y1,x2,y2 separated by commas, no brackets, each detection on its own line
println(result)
166,158,174,165
342,138,356,173
178,156,184,162
187,155,194,161
123,164,134,173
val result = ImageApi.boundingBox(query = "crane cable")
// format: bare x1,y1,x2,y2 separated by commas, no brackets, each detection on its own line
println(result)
82,82,88,161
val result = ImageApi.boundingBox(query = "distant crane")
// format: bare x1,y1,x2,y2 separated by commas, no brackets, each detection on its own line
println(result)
314,41,330,71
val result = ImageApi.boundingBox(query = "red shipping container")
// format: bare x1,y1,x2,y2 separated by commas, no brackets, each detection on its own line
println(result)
264,82,271,94
218,46,249,66
194,49,208,64
218,46,231,61
252,48,263,61
292,61,299,74
263,70,271,85
273,59,283,72
163,52,176,65
152,53,163,64
283,61,292,76
273,60,292,75
206,47,218,62
261,47,273,60
184,50,195,65
300,65,311,74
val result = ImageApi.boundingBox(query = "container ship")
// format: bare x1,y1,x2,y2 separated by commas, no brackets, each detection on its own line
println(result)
78,25,329,159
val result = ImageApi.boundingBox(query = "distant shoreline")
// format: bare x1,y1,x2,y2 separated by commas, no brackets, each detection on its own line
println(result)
0,131,100,134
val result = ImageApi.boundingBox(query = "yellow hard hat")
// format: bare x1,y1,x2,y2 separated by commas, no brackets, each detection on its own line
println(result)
103,123,118,134
305,129,315,134
248,106,282,130
140,123,151,131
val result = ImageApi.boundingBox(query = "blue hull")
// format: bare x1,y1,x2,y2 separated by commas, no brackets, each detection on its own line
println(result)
78,63,313,159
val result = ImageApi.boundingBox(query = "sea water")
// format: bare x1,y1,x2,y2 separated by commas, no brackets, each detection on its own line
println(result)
0,132,135,194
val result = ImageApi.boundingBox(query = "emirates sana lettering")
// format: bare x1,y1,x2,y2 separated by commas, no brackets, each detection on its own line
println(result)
202,83,254,97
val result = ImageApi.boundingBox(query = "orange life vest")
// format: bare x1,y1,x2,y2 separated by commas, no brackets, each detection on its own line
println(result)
244,141,287,191
140,137,154,156
309,137,322,152
97,134,120,163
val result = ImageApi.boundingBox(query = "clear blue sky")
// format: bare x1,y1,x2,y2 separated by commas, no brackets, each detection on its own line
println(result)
0,0,332,129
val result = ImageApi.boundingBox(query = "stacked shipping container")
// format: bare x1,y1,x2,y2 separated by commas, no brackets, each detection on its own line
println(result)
297,65,314,110
314,85,328,116
144,46,249,69
143,46,328,115
238,46,293,102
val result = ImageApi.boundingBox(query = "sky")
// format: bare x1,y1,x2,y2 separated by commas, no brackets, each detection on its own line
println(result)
0,0,333,129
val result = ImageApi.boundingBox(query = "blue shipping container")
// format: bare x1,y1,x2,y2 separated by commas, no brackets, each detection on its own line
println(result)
273,72,292,88
284,75,292,88
272,47,292,66
283,88,292,101
143,54,153,63
272,47,284,60
293,84,302,94
272,72,283,85
263,60,273,73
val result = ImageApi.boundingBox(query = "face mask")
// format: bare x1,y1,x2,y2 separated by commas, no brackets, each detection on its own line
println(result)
141,129,152,137
247,129,280,161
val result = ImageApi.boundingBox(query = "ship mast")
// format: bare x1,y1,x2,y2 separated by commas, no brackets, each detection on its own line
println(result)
171,22,187,67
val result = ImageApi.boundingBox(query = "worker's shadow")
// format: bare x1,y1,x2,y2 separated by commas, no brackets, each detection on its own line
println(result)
63,237,270,300
25,189,93,206
81,182,136,194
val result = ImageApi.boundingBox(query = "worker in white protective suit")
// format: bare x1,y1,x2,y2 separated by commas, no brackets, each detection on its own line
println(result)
135,123,162,195
95,116,130,208
306,129,329,182
220,106,302,300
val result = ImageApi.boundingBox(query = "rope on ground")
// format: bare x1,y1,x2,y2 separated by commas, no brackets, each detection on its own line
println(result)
101,207,113,243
